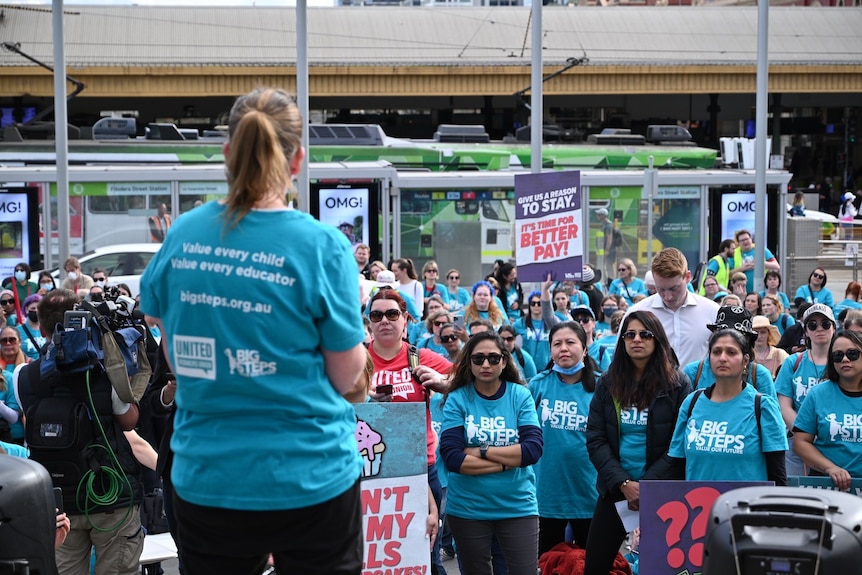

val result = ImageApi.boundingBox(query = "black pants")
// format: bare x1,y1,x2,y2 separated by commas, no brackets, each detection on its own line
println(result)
173,480,363,575
538,517,592,557
583,495,627,575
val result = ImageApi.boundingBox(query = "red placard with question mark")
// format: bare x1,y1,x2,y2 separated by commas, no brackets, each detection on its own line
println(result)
640,481,772,575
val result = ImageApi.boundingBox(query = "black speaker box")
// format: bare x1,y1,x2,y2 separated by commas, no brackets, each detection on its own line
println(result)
704,486,862,575
0,456,59,575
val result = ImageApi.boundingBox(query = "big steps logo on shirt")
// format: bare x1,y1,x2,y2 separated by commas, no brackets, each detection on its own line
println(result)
824,413,862,443
464,415,519,446
621,406,649,426
685,419,745,454
538,399,587,431
793,375,821,402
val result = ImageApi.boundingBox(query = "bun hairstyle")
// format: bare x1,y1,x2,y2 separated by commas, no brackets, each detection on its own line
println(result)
225,88,302,228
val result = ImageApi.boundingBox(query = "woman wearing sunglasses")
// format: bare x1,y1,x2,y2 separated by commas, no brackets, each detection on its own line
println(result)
367,289,453,573
775,303,836,477
794,267,835,310
793,330,862,491
584,310,691,575
513,291,551,373
444,269,471,313
669,328,787,484
417,310,456,356
528,321,598,556
439,331,543,575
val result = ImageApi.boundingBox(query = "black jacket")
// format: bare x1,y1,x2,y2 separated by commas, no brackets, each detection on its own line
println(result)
586,370,692,498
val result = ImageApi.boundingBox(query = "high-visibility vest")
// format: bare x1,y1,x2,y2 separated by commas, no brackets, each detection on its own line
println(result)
698,254,731,295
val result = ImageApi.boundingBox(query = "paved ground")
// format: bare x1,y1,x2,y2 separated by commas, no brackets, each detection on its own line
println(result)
153,553,462,575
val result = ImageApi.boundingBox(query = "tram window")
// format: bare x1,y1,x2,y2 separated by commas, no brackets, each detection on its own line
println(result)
149,195,171,211
455,200,479,215
401,194,431,215
180,195,207,213
89,195,146,214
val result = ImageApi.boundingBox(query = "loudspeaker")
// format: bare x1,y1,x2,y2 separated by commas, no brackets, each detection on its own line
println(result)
0,456,59,575
703,486,862,575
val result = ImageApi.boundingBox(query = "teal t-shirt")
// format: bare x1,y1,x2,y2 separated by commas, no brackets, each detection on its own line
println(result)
429,392,449,489
683,358,776,398
794,285,834,309
504,285,521,322
0,440,28,458
669,385,787,481
740,246,775,286
2,379,23,441
619,405,649,481
513,317,550,371
441,381,539,520
609,278,648,307
775,352,829,413
446,287,472,313
759,290,791,313
139,202,365,511
794,382,862,478
514,349,538,382
529,371,597,519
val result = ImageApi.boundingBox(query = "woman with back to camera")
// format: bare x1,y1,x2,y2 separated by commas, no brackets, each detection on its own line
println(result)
833,281,862,319
139,88,368,575
584,310,691,575
669,328,787,484
529,321,599,556
439,331,543,575
793,330,862,491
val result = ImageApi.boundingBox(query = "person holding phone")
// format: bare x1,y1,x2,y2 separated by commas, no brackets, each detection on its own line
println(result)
367,288,453,574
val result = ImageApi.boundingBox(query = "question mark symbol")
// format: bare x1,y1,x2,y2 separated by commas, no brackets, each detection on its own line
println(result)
685,486,721,567
657,500,689,569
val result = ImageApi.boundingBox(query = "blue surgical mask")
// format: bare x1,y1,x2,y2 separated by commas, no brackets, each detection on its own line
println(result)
553,361,584,376
602,307,617,318
14,271,26,282
40,283,54,291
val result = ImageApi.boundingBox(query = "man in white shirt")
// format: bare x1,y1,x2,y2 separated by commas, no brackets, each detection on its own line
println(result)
625,248,719,366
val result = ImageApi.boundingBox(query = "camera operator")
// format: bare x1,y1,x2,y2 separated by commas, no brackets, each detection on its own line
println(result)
13,288,144,575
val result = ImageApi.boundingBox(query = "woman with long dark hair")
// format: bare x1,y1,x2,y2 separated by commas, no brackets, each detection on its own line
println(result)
584,310,691,575
494,262,524,323
513,290,551,372
794,330,862,491
439,331,543,575
528,321,599,556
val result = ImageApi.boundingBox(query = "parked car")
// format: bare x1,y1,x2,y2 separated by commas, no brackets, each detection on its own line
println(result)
46,243,161,297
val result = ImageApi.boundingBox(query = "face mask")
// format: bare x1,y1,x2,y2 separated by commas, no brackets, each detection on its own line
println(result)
27,310,38,323
94,280,106,288
40,283,54,292
14,271,26,282
67,271,78,281
602,307,617,318
553,361,585,376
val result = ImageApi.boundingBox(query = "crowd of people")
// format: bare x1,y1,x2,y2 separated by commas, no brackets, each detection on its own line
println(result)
5,86,862,575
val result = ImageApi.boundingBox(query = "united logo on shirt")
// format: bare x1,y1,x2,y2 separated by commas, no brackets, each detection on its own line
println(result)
538,399,587,432
685,419,745,454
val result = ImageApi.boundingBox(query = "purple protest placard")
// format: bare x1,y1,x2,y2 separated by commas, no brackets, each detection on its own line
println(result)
514,171,583,283
640,480,771,575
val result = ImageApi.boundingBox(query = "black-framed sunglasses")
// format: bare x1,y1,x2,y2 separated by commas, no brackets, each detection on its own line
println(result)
0,299,13,306
501,336,516,343
440,334,458,343
433,320,449,327
529,301,542,307
832,349,862,363
574,316,593,324
369,309,402,323
811,272,825,280
806,319,833,332
448,275,460,280
623,330,655,341
470,353,504,366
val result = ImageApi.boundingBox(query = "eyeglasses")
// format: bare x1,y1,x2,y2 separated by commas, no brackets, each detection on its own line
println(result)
0,337,17,344
433,320,449,327
369,309,403,323
501,336,515,343
623,330,655,341
618,268,628,272
440,334,458,343
427,269,438,274
832,349,862,363
574,316,593,324
93,277,106,282
811,272,825,280
0,300,13,306
448,275,459,280
470,353,504,366
530,301,542,307
806,319,833,332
